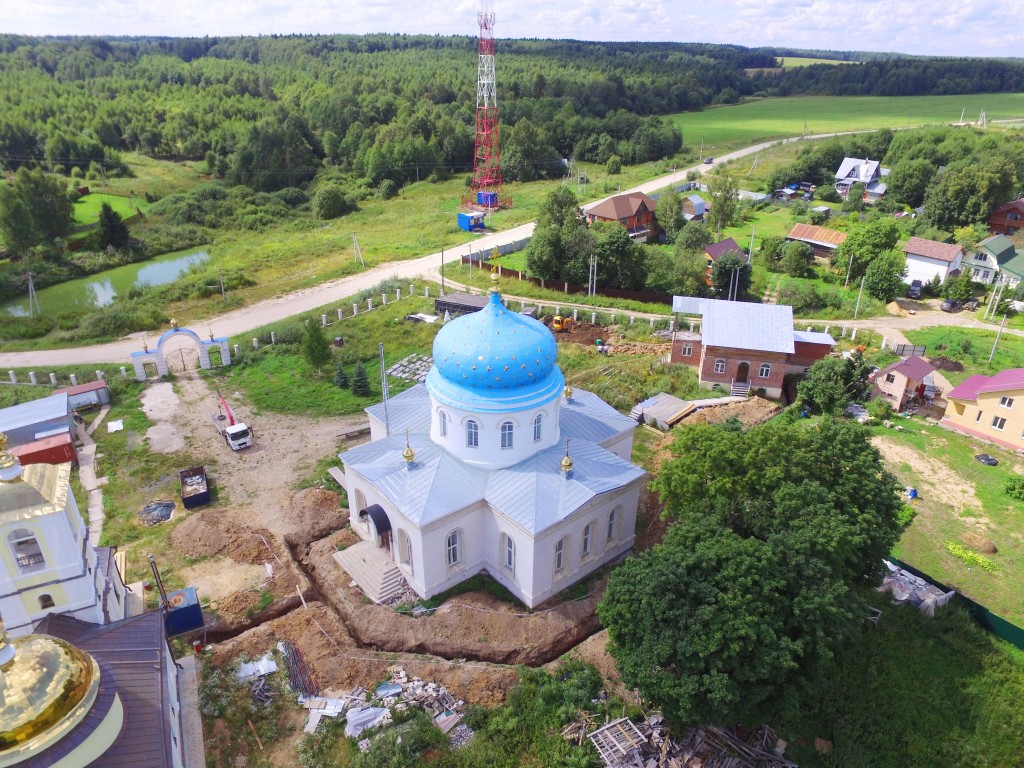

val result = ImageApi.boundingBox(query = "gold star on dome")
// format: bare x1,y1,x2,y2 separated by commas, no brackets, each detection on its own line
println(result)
504,366,509,371
486,366,491,371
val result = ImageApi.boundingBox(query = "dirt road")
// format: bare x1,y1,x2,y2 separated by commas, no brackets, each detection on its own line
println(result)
0,132,874,369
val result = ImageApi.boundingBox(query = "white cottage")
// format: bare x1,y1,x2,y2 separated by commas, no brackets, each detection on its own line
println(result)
902,237,964,285
339,277,646,608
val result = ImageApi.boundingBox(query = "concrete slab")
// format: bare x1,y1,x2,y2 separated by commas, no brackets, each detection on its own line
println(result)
176,654,208,768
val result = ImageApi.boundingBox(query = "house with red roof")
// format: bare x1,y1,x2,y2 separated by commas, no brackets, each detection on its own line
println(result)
585,192,657,242
902,237,963,285
989,198,1024,236
785,223,847,261
943,368,1024,451
874,355,938,409
703,238,744,282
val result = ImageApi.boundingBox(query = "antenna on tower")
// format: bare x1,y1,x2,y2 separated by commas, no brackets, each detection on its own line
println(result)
468,0,505,211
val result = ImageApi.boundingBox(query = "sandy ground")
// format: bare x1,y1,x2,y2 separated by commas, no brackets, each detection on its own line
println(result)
872,434,984,517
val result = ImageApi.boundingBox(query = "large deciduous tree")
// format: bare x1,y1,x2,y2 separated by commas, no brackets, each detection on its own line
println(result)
654,186,683,243
923,158,1019,231
797,352,873,415
710,251,752,300
832,218,901,281
706,171,739,234
599,418,903,726
0,167,73,253
863,250,908,302
525,188,594,282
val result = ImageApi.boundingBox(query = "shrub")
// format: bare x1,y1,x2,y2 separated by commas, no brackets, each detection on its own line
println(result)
1006,476,1024,502
311,185,351,220
867,397,894,420
606,154,622,175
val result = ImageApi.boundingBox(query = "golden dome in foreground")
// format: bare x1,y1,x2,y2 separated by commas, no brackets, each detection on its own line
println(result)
0,631,101,759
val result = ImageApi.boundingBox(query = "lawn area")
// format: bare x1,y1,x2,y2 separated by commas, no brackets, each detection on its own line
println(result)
100,152,208,201
668,93,1024,153
904,326,1024,386
73,192,149,226
868,416,1024,625
782,594,1024,768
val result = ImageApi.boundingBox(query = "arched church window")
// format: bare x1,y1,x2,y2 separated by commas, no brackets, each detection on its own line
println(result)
607,507,620,543
554,537,567,573
533,413,543,442
438,410,448,437
500,533,515,576
397,529,413,570
466,420,479,448
446,530,463,567
501,422,514,449
8,528,45,572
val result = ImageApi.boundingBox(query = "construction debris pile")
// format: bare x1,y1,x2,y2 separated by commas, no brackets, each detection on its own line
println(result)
575,715,796,768
298,665,472,747
879,560,956,617
387,354,434,383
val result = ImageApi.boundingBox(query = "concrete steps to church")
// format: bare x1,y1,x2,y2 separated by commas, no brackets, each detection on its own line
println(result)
730,381,751,397
333,540,406,603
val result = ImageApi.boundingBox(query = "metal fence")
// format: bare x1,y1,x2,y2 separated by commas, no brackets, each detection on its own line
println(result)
888,556,1024,651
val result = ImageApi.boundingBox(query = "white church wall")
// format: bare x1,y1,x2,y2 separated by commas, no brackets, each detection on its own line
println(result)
429,398,562,469
601,431,635,462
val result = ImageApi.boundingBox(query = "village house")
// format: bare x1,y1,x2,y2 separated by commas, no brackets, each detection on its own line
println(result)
902,237,964,285
337,276,646,609
681,194,706,222
670,298,835,398
873,355,938,409
988,198,1024,236
967,235,1011,285
703,238,743,281
584,191,657,242
833,156,889,201
980,235,1024,288
0,393,78,466
943,368,1024,451
785,223,847,261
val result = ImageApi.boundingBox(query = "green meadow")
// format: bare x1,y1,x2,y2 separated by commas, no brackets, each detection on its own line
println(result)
669,93,1024,152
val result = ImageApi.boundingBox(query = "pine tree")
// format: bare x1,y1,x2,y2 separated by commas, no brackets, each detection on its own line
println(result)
98,202,130,249
333,361,350,389
301,318,331,377
351,363,371,397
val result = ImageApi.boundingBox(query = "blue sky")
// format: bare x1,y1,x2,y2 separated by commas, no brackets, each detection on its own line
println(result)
1,0,1020,58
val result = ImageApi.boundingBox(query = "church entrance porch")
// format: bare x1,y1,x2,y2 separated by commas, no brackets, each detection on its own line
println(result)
332,540,409,604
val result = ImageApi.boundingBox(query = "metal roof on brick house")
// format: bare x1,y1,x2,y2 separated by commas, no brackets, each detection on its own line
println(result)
902,237,964,263
671,298,796,354
786,223,847,249
586,192,656,222
947,369,1024,401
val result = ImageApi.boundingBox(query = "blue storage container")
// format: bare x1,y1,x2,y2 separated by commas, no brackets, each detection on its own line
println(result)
163,586,204,636
476,191,497,207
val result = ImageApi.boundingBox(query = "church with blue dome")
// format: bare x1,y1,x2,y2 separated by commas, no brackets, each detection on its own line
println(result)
338,276,645,608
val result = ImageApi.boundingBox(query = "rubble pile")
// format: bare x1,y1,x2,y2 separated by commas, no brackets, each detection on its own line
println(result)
878,560,956,617
387,354,434,383
580,715,797,768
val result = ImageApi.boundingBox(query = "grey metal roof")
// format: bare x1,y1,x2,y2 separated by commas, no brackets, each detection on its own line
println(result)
340,416,645,535
365,385,431,435
698,299,795,354
0,393,69,432
792,330,836,346
560,390,638,443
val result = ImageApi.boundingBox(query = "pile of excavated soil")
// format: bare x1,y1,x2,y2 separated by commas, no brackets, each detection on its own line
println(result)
281,488,346,548
170,511,311,628
684,396,781,428
304,530,603,666
612,341,672,357
551,322,606,346
208,602,517,706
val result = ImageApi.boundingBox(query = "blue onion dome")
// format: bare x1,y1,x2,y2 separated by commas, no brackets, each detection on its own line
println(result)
426,283,564,412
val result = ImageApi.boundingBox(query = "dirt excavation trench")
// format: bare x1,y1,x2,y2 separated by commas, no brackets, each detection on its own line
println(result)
142,373,617,703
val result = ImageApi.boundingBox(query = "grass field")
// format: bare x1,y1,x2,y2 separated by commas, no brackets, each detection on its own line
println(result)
669,93,1024,153
72,192,149,226
867,414,1024,626
778,56,845,68
904,326,1024,386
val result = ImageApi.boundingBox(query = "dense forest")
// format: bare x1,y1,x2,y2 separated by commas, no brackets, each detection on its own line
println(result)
2,34,1024,197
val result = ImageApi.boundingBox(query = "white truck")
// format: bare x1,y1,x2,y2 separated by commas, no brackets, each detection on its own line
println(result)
215,388,255,451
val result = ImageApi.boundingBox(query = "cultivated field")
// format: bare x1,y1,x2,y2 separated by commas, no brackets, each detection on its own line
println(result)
669,93,1024,152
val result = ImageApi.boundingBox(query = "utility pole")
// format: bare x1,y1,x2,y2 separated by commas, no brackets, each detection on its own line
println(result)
588,253,597,296
219,268,226,301
844,251,855,288
379,343,391,436
989,315,1007,363
352,234,365,267
854,276,865,318
25,272,41,317
440,247,445,294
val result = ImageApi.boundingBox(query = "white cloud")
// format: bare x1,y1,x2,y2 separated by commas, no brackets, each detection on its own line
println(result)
0,0,1020,56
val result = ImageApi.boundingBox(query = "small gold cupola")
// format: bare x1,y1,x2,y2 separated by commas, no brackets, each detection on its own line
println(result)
402,430,415,465
563,384,574,400
561,439,573,474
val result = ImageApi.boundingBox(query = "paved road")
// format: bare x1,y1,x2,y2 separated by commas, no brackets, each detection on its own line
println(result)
0,130,975,368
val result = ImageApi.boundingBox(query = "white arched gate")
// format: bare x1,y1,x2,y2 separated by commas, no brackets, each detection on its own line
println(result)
131,324,232,381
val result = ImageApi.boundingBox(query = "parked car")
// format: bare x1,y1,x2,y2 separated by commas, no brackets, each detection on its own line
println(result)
703,157,714,164
964,298,980,311
975,453,999,466
940,299,962,312
801,192,814,201
907,280,923,299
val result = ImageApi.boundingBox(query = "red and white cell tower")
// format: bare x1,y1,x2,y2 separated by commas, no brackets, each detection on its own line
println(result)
470,0,504,209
